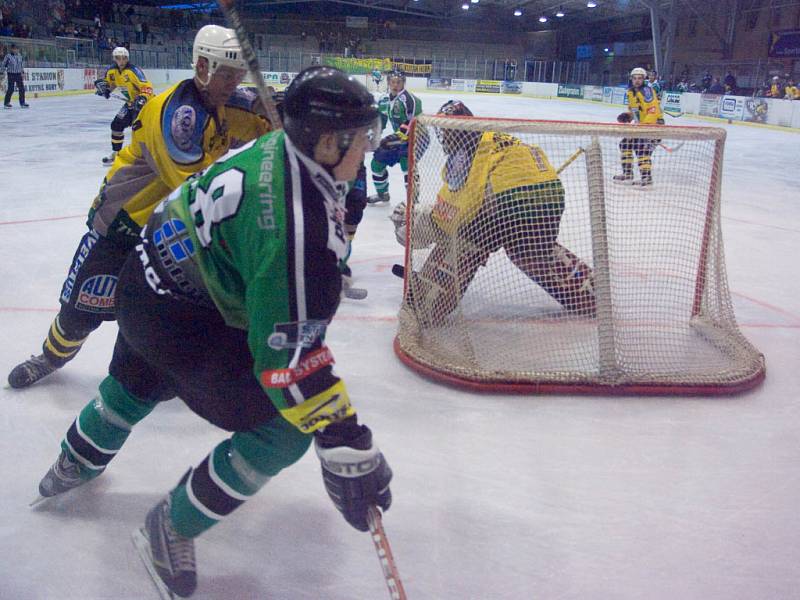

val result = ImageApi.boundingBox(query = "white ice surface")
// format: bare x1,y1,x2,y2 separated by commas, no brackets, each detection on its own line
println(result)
0,92,799,600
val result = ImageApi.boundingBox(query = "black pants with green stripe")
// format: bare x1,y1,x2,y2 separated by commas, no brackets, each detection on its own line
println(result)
59,251,311,539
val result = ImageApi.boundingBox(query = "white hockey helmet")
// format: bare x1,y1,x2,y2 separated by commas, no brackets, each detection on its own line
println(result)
112,46,129,60
192,25,247,80
630,67,647,78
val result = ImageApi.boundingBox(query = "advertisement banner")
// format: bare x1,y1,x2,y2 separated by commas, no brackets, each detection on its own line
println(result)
612,87,628,105
392,61,432,74
699,94,722,117
662,91,682,114
743,98,768,123
83,68,97,90
476,80,502,93
323,56,392,74
603,86,614,103
557,83,583,99
260,72,297,87
584,85,603,102
768,29,800,58
427,77,452,90
718,95,745,121
20,68,65,93
501,81,522,94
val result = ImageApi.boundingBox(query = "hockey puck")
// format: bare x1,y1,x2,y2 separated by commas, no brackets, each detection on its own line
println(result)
391,264,405,278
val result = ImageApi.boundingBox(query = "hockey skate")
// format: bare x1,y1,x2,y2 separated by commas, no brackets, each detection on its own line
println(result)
8,353,58,388
20,103,30,108
133,496,197,599
632,177,653,189
612,173,633,184
367,192,390,205
3,104,11,109
36,450,93,501
102,151,117,166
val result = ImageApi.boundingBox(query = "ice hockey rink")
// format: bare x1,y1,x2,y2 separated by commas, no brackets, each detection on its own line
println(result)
1,89,798,600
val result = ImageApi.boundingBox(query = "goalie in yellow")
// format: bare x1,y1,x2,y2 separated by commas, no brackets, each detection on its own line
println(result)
392,100,595,326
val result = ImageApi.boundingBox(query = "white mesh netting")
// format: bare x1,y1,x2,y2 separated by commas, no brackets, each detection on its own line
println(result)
394,115,765,394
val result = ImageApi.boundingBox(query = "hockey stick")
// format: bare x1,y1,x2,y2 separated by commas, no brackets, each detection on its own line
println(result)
663,109,684,118
556,147,585,175
657,141,685,153
367,506,408,600
217,0,283,130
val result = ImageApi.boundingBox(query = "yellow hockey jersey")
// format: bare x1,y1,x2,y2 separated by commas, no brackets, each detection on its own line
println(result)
431,131,559,235
104,63,153,105
88,78,270,242
626,85,663,124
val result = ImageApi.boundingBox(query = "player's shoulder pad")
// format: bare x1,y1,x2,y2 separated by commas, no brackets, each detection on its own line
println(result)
126,64,147,81
162,79,208,165
225,86,259,112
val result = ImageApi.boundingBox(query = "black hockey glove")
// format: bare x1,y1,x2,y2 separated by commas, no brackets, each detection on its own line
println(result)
94,78,111,99
315,418,392,532
132,95,148,114
617,111,633,124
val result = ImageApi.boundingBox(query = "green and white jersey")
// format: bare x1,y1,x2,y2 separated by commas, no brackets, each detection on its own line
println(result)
377,88,422,133
141,130,355,433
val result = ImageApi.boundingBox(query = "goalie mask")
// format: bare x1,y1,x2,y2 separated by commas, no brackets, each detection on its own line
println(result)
284,66,381,168
435,100,478,156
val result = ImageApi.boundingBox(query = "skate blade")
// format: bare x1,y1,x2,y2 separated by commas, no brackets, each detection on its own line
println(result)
342,287,368,300
132,527,175,600
29,494,49,508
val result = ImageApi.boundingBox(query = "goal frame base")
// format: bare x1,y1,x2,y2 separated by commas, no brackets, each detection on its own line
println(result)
393,337,766,396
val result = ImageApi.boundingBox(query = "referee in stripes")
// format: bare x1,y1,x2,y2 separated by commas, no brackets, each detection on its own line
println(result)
2,44,30,109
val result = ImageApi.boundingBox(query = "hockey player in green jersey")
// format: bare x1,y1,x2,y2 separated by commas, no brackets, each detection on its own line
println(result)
34,67,392,598
367,70,422,205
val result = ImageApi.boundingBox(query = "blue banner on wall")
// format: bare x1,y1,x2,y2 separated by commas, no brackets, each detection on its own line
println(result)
768,29,800,58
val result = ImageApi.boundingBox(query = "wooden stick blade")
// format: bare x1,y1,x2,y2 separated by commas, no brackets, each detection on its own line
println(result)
367,507,408,600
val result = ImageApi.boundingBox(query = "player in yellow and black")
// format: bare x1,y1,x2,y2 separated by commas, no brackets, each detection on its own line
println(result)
393,100,595,325
613,67,665,188
7,25,271,389
94,47,154,166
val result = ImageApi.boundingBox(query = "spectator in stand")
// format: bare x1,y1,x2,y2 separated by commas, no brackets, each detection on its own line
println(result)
723,71,737,94
701,72,713,93
785,80,799,100
708,77,725,94
768,76,783,98
141,20,149,45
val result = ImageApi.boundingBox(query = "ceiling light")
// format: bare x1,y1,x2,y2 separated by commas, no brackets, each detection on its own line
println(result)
587,1,597,7
539,15,547,22
461,3,469,9
513,8,522,15
604,47,609,52
556,8,564,17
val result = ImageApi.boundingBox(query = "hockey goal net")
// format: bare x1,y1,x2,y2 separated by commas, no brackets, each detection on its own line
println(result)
395,115,765,394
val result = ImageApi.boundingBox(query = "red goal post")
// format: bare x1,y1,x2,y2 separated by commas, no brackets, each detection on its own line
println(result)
394,115,765,395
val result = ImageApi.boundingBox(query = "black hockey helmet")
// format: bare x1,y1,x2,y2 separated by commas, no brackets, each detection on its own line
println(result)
283,66,380,157
387,70,406,85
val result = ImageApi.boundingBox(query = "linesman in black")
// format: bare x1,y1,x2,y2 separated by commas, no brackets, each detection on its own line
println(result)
2,44,29,108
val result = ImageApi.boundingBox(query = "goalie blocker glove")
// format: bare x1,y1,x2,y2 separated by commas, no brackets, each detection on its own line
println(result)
315,418,392,531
